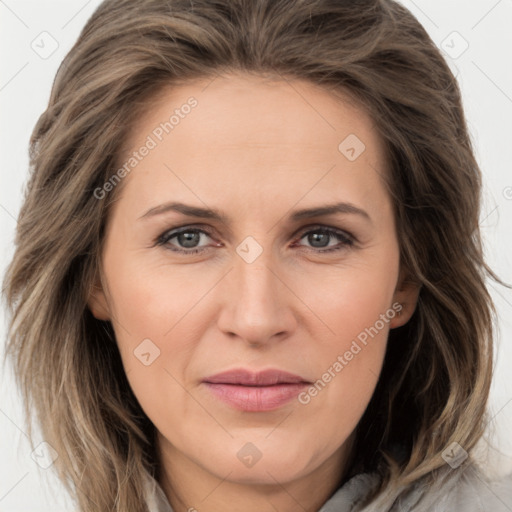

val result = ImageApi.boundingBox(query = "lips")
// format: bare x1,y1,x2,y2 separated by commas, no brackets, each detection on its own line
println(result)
203,368,309,386
202,368,311,411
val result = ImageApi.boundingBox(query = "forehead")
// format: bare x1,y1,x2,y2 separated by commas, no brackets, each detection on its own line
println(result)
112,73,390,221
122,72,382,155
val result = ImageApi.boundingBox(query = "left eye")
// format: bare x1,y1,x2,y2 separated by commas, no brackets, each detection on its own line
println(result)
156,226,354,254
295,227,354,252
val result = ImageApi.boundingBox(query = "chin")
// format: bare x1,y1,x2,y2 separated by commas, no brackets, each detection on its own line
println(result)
192,438,314,484
210,459,306,486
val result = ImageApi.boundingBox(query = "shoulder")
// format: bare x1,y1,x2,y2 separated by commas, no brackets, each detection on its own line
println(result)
398,465,512,512
435,466,512,512
359,464,512,512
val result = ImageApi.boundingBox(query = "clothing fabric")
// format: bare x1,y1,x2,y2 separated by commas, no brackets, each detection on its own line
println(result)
143,464,512,512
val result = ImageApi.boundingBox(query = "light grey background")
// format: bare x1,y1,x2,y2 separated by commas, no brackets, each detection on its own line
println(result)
1,1,511,510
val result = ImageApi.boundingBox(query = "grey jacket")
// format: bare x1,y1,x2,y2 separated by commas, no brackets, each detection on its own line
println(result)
144,464,512,511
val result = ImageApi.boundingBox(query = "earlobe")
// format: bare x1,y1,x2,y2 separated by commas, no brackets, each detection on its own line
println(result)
87,279,111,321
390,269,421,328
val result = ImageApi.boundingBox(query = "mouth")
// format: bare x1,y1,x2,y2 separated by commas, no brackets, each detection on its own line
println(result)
202,368,311,412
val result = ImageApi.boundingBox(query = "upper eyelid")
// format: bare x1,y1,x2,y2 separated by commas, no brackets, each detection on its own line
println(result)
159,223,351,237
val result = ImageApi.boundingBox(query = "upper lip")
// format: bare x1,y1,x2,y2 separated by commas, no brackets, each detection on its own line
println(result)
203,368,310,386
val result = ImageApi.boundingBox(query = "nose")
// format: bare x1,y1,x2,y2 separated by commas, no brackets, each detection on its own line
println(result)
216,250,297,347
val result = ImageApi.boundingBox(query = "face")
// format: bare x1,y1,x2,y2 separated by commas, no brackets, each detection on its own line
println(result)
89,72,418,488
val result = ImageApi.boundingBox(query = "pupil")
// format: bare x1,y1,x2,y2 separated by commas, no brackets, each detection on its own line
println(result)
309,232,329,247
179,232,200,248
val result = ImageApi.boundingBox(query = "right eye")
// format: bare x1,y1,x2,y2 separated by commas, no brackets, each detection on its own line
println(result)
156,226,219,254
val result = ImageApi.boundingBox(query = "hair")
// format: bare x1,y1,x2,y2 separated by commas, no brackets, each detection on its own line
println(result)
2,0,506,510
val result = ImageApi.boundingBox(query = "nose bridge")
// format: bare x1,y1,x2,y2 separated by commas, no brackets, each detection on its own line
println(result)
237,253,275,302
234,244,281,317
233,232,279,298
217,239,295,344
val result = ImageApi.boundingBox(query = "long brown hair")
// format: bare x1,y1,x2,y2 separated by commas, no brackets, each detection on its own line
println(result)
2,0,503,510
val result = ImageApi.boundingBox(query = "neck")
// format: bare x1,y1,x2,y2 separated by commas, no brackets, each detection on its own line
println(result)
157,432,355,512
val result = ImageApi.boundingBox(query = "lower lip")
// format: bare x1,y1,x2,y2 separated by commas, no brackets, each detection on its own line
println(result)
203,382,308,412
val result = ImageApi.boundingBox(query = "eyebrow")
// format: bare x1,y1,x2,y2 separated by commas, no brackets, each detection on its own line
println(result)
138,201,371,224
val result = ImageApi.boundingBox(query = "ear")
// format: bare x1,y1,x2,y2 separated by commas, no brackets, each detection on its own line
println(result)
390,267,421,329
87,274,111,321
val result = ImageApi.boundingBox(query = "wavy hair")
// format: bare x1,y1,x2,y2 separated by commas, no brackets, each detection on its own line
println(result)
2,0,503,510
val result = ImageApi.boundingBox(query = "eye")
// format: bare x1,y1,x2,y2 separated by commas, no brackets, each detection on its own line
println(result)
155,224,355,255
155,226,217,254
294,226,354,253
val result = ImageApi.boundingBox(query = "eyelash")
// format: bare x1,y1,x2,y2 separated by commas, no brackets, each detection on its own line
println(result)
154,224,355,255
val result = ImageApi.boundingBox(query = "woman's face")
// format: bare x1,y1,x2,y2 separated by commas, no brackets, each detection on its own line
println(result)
89,73,417,488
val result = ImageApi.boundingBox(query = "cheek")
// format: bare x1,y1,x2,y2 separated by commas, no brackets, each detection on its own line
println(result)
103,260,202,418
296,289,391,454
294,249,398,417
294,251,398,345
104,250,209,337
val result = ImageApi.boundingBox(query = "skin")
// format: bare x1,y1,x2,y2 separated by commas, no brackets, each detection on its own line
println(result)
88,72,419,512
